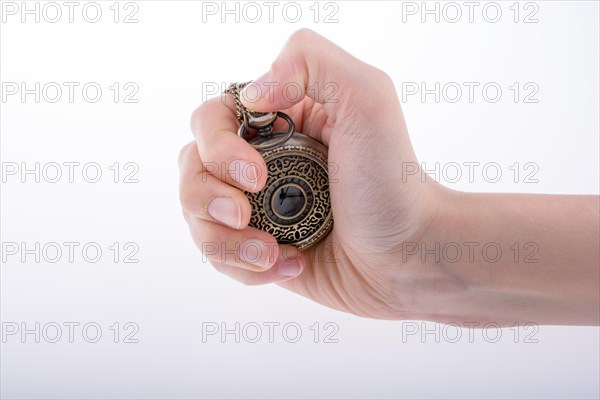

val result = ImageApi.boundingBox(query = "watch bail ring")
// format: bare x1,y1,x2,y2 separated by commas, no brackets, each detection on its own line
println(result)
237,111,295,152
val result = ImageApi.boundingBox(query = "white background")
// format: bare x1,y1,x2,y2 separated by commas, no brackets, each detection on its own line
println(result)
1,1,599,399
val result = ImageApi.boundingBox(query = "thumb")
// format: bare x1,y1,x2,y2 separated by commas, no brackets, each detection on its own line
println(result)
240,29,382,114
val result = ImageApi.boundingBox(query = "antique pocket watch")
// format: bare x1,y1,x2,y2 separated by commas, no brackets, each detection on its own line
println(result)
226,82,333,250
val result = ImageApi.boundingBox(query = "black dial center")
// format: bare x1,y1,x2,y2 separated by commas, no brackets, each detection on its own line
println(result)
272,184,306,218
264,177,314,226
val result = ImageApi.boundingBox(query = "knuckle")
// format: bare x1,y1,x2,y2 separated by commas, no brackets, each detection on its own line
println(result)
373,72,396,98
370,67,393,86
238,273,260,286
178,141,196,167
179,181,201,214
279,29,319,64
355,67,397,110
287,28,317,49
212,263,263,286
189,103,206,133
181,208,190,223
190,98,230,139
190,99,219,135
267,60,284,83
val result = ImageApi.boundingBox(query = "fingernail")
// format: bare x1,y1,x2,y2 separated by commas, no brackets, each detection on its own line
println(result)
207,198,241,229
278,246,302,277
229,159,259,191
238,240,274,270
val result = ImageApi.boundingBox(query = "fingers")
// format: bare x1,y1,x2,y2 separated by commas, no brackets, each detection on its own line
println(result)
179,141,252,229
184,213,277,272
190,95,268,193
179,133,305,284
211,246,303,285
185,212,304,284
183,88,306,285
186,33,368,285
239,28,392,113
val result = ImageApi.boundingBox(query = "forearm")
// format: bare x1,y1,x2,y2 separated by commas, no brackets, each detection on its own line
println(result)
418,189,600,326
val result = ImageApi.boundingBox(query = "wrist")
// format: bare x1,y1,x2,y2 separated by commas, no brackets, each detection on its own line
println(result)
390,184,466,321
403,187,523,324
410,190,599,326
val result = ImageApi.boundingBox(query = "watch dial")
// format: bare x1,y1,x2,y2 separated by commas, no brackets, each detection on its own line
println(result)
265,179,313,226
245,134,334,249
273,184,305,217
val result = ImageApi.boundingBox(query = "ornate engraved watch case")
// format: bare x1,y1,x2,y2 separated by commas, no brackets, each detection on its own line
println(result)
227,83,333,250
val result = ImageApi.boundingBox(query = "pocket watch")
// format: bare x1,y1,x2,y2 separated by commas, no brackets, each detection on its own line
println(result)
225,82,333,250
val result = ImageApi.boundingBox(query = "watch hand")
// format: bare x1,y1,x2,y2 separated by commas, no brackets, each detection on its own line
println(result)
279,187,290,205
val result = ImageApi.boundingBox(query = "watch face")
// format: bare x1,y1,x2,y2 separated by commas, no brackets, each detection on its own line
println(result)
246,133,333,249
265,179,313,226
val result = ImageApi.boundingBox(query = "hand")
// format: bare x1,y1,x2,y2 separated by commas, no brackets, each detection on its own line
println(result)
180,29,440,319
180,29,599,325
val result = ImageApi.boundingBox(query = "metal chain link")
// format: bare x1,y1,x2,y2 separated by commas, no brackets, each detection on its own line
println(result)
224,81,256,124
224,81,250,123
225,81,294,149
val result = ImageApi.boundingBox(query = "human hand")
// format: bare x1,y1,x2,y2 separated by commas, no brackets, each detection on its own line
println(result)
180,29,599,325
180,29,443,319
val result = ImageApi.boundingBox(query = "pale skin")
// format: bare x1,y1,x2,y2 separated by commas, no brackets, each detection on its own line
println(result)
180,29,599,326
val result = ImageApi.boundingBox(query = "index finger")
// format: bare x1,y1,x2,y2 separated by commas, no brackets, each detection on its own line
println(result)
190,94,268,193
